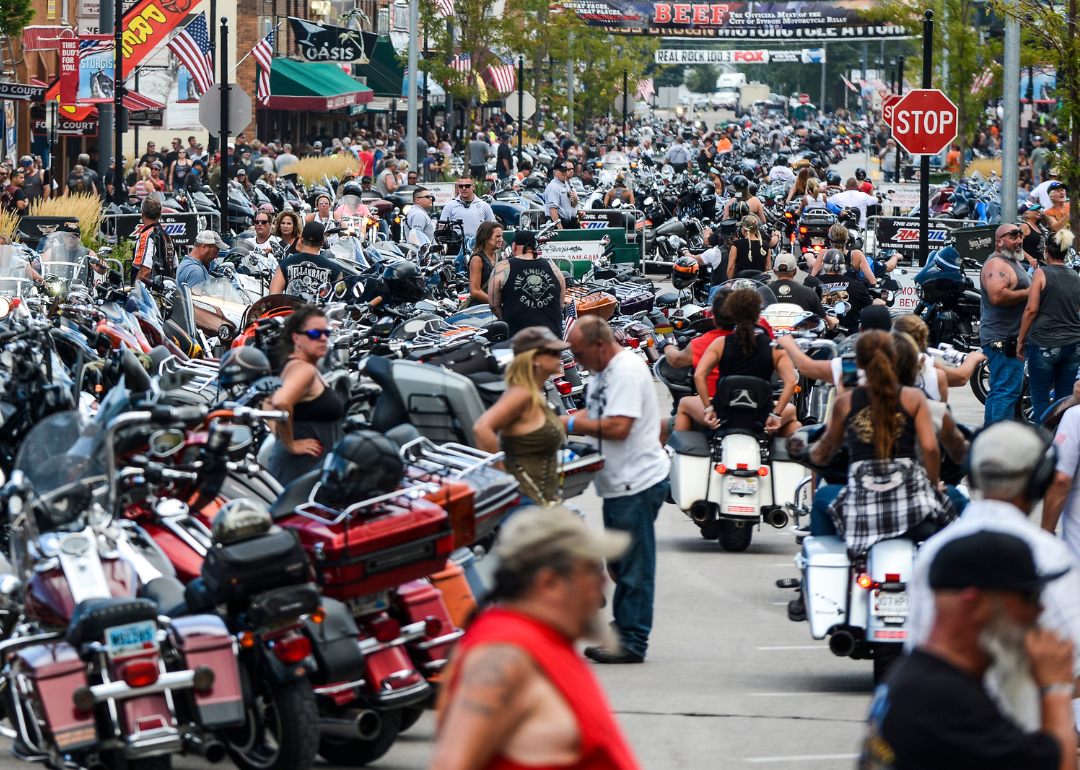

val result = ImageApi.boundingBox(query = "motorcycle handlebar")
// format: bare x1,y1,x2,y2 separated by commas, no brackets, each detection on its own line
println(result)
150,405,210,425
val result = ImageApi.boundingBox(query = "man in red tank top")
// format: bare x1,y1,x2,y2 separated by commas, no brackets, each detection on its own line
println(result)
431,508,641,770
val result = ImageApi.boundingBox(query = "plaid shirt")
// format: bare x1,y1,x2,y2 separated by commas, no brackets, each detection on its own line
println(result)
828,458,954,557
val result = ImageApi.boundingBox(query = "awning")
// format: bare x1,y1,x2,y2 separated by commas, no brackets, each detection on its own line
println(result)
350,34,405,98
263,59,373,111
31,91,166,136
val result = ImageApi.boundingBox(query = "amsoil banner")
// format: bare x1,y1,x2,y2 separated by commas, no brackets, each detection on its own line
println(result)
121,0,191,72
874,217,956,262
568,0,910,39
115,212,202,249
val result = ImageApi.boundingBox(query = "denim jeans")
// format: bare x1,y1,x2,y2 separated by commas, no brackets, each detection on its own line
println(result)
983,345,1026,425
809,484,843,537
602,478,669,658
1027,343,1080,425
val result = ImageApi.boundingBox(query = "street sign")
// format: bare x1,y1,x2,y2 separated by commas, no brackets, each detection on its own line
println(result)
891,88,958,155
505,90,536,121
46,100,60,145
798,93,809,105
199,84,252,136
613,93,636,114
881,94,901,128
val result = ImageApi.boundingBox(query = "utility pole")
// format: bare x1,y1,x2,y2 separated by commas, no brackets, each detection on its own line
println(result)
860,43,867,114
1001,1,1020,224
113,0,123,199
516,55,524,167
820,43,826,113
567,31,574,135
406,0,418,172
98,0,113,187
219,18,230,237
919,10,933,266
622,68,628,144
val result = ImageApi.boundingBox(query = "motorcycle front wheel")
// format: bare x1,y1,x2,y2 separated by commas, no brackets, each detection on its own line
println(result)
318,708,401,766
224,676,318,770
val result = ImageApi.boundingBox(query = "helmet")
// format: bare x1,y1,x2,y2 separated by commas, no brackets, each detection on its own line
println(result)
670,256,699,291
855,167,867,181
218,347,271,391
730,175,749,192
821,249,846,273
211,498,274,544
342,181,364,198
316,432,404,508
825,170,841,187
747,181,759,197
381,260,426,303
729,201,751,220
810,158,824,171
776,153,790,166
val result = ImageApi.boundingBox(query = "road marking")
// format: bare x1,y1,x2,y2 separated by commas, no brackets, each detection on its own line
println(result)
772,602,790,605
743,753,859,763
749,692,831,697
754,645,829,650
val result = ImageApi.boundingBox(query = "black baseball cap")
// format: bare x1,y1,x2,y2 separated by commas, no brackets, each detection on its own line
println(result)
930,531,1068,592
514,230,537,251
553,160,571,172
859,305,893,331
1048,181,1065,191
302,221,325,243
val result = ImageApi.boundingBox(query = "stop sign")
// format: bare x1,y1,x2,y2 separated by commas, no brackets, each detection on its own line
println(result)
881,94,901,128
891,89,958,155
798,93,810,105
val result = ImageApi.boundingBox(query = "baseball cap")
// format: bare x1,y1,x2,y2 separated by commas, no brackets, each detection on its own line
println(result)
553,160,571,172
1019,201,1043,214
302,221,325,243
1048,181,1065,191
513,230,537,252
195,230,227,249
58,221,81,236
511,326,571,355
860,305,893,331
494,506,630,569
930,530,1068,592
427,147,436,154
774,253,798,272
313,141,323,149
969,421,1052,478
821,249,845,272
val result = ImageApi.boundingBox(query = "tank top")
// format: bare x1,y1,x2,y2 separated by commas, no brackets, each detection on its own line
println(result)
979,255,1032,344
718,331,773,380
732,239,767,275
499,405,566,504
266,364,345,486
1029,263,1080,348
845,387,918,463
691,329,728,397
472,252,495,297
914,354,941,401
500,257,563,339
173,162,190,184
1022,224,1043,261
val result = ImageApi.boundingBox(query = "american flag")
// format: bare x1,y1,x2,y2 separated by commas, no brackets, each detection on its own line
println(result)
487,56,516,94
78,37,113,57
434,0,454,17
253,28,275,104
840,75,858,93
451,52,471,72
635,77,654,101
167,13,213,95
971,68,993,95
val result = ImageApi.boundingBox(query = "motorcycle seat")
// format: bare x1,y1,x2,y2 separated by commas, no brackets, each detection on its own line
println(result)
900,518,944,544
271,469,321,521
143,576,188,617
66,597,161,647
666,430,710,457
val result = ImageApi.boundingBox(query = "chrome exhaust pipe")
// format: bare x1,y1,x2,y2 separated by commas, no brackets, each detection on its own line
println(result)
690,501,713,524
320,709,383,741
828,629,856,658
766,507,789,529
185,734,226,763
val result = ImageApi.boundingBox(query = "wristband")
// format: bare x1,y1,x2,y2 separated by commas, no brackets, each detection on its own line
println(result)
568,416,576,433
703,406,715,413
769,411,781,419
1039,682,1075,698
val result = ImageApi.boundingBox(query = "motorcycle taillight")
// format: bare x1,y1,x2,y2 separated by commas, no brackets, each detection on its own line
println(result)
555,380,572,395
118,658,160,688
270,631,312,664
369,615,401,643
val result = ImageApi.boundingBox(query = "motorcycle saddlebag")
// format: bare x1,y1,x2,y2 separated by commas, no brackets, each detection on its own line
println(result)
417,340,500,376
202,528,310,605
455,463,521,543
247,583,322,628
12,642,95,751
395,579,459,673
169,614,245,728
303,597,366,686
405,470,477,550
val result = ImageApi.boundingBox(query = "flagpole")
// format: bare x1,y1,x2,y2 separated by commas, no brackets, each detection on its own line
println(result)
406,0,419,173
229,21,282,75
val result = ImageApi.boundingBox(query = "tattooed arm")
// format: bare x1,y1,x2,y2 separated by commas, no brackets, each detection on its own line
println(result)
431,644,535,770
981,256,1030,306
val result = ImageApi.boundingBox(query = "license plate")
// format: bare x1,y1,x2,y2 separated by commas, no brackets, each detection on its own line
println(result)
873,590,909,617
727,478,757,495
105,620,159,660
347,590,389,618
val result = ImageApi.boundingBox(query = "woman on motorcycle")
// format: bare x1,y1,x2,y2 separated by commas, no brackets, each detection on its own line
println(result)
806,330,951,553
273,210,302,256
603,173,635,208
798,177,827,214
474,327,568,507
694,288,800,436
727,216,770,280
465,221,503,307
306,193,334,226
267,305,345,486
661,288,732,439
785,167,811,204
810,223,895,287
891,314,949,402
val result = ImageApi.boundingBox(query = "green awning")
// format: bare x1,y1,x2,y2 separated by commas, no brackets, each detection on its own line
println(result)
265,59,373,111
349,35,404,98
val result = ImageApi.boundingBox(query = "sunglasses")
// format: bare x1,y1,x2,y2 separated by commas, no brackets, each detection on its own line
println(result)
254,219,270,225
416,195,433,200
536,348,563,357
301,328,331,340
1003,229,1023,238
457,183,473,189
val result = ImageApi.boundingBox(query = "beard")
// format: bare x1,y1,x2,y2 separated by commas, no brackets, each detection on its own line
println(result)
1000,246,1023,262
979,601,1040,731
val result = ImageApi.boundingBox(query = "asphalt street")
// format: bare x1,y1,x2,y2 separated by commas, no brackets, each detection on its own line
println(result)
0,151,992,770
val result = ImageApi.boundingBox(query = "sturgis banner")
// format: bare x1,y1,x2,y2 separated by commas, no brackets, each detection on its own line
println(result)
287,17,369,62
566,0,910,39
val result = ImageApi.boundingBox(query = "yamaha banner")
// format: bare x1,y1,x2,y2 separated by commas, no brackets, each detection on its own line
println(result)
287,17,370,62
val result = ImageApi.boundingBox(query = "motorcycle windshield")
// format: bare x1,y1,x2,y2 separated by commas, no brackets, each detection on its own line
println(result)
335,195,371,219
38,234,89,283
192,276,250,306
330,238,371,268
0,245,35,296
14,411,107,526
130,280,163,327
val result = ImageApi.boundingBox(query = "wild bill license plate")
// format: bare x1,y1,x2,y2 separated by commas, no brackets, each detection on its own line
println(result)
727,478,757,495
872,590,909,617
105,620,159,660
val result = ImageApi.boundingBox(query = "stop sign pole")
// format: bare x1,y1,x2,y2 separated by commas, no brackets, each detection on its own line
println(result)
920,10,933,266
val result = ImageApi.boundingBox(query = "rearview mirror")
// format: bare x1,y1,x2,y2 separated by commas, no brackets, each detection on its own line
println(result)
149,429,186,457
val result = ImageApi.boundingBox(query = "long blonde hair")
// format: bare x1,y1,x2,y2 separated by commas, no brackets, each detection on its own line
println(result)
806,177,821,199
505,349,545,411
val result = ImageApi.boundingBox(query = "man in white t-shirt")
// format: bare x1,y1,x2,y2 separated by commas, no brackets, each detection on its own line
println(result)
828,177,878,227
564,315,670,664
1041,382,1080,566
1031,171,1060,210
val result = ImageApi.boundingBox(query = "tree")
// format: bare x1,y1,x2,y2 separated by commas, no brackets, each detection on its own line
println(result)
684,64,719,94
0,0,33,37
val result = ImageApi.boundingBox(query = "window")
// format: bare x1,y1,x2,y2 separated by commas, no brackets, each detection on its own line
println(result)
376,7,389,34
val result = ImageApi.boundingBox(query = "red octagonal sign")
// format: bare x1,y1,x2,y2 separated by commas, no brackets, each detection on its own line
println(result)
891,89,958,155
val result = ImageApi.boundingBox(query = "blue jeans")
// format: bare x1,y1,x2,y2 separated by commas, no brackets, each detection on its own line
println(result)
983,345,1026,425
809,484,843,536
1027,343,1080,425
602,478,669,658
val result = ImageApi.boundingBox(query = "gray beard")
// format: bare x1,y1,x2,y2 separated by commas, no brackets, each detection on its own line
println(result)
979,606,1040,731
1000,246,1023,262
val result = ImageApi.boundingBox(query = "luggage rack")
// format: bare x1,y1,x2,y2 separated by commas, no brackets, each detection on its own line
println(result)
398,437,504,479
292,482,440,527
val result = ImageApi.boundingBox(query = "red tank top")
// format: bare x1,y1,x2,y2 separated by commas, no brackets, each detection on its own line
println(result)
447,608,641,770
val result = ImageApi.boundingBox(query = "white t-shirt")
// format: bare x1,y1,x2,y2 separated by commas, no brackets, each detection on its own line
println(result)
701,246,724,270
769,166,796,183
1031,180,1055,210
828,189,877,227
1053,405,1080,564
585,350,670,498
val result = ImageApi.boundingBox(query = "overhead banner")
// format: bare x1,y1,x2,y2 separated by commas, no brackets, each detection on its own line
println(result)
653,47,825,63
59,38,79,105
121,0,190,72
77,35,115,103
569,1,910,39
287,17,369,62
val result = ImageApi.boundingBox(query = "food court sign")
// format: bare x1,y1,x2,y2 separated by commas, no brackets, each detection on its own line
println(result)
122,0,190,71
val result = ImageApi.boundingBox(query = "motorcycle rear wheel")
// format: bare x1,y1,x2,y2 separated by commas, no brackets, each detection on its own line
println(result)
718,520,754,552
317,708,401,766
225,677,318,770
970,360,989,404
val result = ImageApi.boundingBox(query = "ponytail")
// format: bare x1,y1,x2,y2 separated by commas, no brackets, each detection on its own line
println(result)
856,330,899,460
726,288,763,356
1047,229,1075,262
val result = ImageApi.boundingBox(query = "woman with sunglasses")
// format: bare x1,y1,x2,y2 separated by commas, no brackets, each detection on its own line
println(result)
273,210,302,256
465,221,503,307
169,148,192,191
306,193,335,226
267,305,345,485
474,327,568,507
